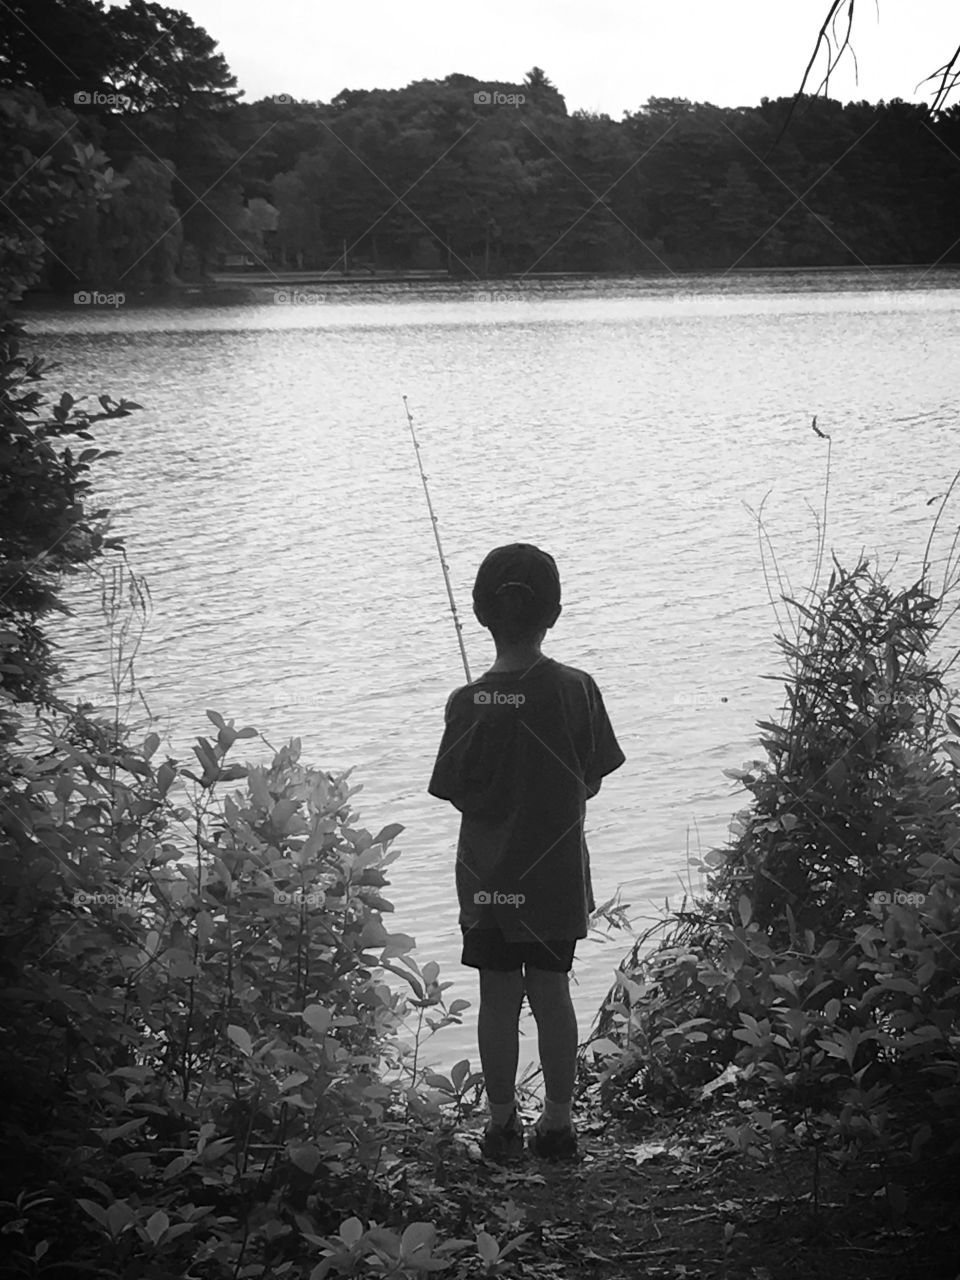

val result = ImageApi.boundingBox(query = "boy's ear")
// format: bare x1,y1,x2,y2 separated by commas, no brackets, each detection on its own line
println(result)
473,602,489,628
545,603,562,630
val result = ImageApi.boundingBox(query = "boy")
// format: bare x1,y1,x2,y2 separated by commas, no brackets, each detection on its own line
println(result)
427,543,625,1160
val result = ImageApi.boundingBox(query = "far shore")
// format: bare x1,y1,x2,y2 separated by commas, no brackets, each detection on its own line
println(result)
15,262,960,311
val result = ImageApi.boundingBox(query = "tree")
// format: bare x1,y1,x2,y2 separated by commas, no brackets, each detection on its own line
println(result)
106,0,240,113
0,0,239,114
0,90,140,728
0,89,126,302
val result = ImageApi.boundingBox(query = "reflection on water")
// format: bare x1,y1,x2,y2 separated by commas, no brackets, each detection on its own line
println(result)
23,270,960,1066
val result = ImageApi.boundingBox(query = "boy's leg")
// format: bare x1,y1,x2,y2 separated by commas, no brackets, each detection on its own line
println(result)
523,967,577,1125
477,967,525,1115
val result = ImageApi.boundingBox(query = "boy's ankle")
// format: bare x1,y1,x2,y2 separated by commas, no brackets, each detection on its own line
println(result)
489,1098,517,1127
538,1097,572,1131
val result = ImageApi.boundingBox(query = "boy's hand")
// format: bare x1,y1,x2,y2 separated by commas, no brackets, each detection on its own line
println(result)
584,777,602,799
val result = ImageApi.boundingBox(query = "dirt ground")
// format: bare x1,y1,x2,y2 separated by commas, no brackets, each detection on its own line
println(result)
397,1092,960,1280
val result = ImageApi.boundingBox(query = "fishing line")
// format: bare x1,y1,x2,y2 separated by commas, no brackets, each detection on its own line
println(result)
401,395,472,683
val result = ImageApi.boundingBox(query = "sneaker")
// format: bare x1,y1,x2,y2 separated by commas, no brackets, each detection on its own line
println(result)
528,1122,578,1161
481,1108,525,1161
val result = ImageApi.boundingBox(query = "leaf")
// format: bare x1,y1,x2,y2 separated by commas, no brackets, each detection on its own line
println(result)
162,1154,194,1180
424,1073,454,1092
94,1117,147,1143
497,1232,532,1261
339,1217,364,1246
738,895,752,927
302,1004,332,1035
373,822,404,846
144,1210,169,1245
105,1201,135,1237
916,961,937,987
401,1222,436,1255
451,1058,471,1090
77,1199,109,1230
826,759,847,787
226,1025,253,1056
290,1144,321,1175
476,1231,499,1263
627,1141,671,1162
380,932,417,958
165,1223,196,1241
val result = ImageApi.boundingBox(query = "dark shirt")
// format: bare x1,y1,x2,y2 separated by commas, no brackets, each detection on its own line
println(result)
427,657,625,942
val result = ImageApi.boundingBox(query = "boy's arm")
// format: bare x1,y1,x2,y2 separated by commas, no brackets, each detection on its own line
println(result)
427,688,471,809
427,688,516,818
584,679,625,799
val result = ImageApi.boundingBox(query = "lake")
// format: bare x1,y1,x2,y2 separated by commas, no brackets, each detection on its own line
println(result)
22,269,960,1077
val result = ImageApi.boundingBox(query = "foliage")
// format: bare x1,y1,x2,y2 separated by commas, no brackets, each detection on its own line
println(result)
8,2,960,289
0,316,140,729
590,542,960,1195
0,0,239,114
0,688,530,1275
0,212,528,1278
0,88,128,303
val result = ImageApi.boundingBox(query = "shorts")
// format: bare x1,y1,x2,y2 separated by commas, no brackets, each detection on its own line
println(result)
461,927,576,973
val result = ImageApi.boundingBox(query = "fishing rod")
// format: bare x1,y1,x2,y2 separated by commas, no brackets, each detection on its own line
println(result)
401,395,472,683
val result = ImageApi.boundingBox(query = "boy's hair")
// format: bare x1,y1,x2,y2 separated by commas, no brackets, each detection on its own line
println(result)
473,543,561,643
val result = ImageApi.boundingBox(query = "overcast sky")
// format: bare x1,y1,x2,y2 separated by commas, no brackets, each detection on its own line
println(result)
111,0,959,116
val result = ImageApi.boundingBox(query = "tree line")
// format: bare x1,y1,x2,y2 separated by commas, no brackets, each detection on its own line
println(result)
2,0,960,293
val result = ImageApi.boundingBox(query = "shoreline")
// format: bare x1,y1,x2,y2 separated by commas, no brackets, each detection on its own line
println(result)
15,262,960,311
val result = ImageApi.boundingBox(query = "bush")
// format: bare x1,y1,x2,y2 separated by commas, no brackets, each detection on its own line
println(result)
0,698,481,1276
591,551,960,1171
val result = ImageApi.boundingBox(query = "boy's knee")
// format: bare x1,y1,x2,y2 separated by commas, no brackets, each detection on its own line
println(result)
524,967,573,1014
479,967,525,1008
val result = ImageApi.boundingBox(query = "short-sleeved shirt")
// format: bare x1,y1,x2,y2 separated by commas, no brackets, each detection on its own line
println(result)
427,657,625,943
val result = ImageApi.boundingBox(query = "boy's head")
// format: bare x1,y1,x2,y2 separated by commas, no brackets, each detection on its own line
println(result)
472,543,562,645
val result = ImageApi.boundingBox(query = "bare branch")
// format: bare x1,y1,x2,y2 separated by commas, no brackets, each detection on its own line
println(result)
918,40,960,115
768,0,846,154
774,2,960,157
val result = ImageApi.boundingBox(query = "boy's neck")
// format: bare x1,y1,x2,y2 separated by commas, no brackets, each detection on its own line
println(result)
487,644,549,675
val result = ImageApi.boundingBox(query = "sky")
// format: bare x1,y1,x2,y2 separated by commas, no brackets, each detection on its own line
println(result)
108,0,959,117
